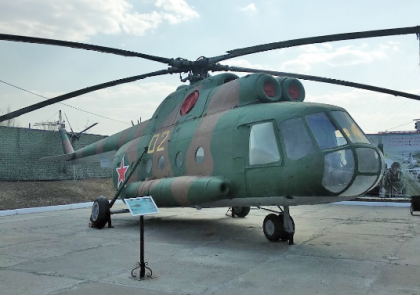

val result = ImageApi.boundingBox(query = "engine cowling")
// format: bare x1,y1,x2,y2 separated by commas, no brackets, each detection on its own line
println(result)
276,77,306,102
240,74,282,104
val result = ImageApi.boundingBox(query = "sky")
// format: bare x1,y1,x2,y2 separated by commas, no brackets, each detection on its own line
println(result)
0,0,420,136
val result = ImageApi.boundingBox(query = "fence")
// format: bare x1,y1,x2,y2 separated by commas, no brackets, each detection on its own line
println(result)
0,126,112,181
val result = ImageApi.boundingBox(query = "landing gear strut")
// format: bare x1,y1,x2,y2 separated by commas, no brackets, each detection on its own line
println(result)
261,206,295,244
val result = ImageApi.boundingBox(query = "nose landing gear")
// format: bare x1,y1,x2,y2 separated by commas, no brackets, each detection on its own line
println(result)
261,206,295,244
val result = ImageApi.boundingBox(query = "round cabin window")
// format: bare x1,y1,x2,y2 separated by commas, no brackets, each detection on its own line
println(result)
175,152,184,168
195,147,204,164
158,155,165,170
146,159,153,174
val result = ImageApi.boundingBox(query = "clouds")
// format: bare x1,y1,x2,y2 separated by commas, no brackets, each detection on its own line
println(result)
222,41,398,79
1,1,419,136
220,59,266,77
223,59,263,69
0,0,199,41
73,81,175,119
85,81,175,101
280,43,395,73
240,4,257,12
155,0,199,24
280,60,311,73
77,81,176,133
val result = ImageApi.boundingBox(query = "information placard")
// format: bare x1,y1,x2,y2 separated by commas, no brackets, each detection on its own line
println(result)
125,197,159,216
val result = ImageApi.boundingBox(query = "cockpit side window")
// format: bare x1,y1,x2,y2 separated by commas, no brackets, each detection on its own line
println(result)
249,122,281,165
279,117,315,160
306,113,347,150
331,111,370,144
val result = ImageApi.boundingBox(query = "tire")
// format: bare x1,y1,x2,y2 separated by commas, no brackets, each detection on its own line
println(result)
277,213,295,241
232,206,251,218
91,196,110,229
412,196,420,212
263,214,282,242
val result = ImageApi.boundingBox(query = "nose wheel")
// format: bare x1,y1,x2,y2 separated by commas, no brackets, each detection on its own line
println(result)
89,196,111,229
261,206,295,244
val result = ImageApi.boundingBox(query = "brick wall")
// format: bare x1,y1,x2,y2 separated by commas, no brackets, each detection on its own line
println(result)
0,126,112,181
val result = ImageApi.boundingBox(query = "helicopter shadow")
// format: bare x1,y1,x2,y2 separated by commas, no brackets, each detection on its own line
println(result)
113,213,290,252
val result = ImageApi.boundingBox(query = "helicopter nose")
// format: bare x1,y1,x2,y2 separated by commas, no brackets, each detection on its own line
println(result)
322,149,355,193
322,148,382,196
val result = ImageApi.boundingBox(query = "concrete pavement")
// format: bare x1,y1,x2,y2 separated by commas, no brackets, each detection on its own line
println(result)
0,203,419,295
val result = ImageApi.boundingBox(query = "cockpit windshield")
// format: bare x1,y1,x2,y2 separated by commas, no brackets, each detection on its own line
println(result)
305,113,347,150
279,117,315,160
279,111,370,160
331,111,370,144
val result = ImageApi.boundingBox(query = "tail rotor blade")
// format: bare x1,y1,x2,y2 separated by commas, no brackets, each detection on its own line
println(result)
64,113,74,134
78,123,98,135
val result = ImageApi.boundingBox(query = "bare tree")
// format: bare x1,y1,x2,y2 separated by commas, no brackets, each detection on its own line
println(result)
0,106,20,127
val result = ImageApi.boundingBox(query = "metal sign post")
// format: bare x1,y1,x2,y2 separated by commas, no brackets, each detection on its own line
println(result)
126,196,159,280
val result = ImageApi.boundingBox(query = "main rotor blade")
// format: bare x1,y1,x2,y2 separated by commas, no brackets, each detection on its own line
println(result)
218,65,420,101
210,26,420,63
0,34,172,64
0,69,171,123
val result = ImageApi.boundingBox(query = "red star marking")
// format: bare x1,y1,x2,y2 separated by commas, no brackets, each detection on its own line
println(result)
116,157,129,187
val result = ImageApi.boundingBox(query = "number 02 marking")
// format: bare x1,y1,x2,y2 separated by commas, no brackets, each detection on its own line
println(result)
157,131,170,152
148,131,170,154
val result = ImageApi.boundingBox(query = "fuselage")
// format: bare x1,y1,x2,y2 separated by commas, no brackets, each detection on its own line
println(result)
69,73,384,207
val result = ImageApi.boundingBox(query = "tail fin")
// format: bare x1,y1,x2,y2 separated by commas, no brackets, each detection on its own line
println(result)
59,128,74,154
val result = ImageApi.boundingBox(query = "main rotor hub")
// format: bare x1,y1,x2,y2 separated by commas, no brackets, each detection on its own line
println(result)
175,56,214,83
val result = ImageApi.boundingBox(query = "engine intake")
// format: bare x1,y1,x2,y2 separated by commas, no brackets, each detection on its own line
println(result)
276,77,306,102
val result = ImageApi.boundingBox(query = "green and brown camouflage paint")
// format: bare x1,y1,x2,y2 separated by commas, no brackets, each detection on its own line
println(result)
58,73,383,207
59,128,74,154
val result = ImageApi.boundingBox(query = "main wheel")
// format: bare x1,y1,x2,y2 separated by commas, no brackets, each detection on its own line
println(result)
263,214,282,242
414,198,420,211
232,206,251,218
91,196,110,229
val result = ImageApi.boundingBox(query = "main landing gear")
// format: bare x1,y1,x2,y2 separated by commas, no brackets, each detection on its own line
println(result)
261,206,295,245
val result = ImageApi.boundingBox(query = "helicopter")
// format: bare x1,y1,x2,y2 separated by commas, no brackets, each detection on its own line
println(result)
1,26,420,244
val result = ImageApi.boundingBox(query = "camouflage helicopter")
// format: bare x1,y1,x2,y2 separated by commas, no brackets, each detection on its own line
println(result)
1,26,420,244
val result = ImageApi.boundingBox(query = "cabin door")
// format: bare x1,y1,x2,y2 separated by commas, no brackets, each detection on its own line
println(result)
244,121,282,198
